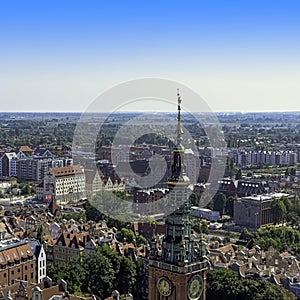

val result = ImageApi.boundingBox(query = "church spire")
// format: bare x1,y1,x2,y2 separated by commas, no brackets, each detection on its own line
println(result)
167,89,187,184
159,90,198,265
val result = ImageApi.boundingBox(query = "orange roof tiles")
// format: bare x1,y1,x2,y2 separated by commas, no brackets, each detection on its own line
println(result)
51,165,84,178
0,242,33,265
19,146,34,153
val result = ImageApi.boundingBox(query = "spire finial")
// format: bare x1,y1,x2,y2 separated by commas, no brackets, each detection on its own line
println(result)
176,89,183,146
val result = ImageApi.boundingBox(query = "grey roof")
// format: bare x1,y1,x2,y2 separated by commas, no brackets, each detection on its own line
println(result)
33,148,53,158
27,239,42,257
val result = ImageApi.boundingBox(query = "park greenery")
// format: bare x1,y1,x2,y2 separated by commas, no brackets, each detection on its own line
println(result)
0,183,35,198
206,268,297,300
240,225,300,257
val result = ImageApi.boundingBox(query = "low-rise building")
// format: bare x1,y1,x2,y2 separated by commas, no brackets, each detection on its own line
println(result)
233,192,295,228
51,231,89,265
191,207,220,221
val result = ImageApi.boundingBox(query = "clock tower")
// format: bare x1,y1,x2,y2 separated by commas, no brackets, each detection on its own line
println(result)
148,90,208,300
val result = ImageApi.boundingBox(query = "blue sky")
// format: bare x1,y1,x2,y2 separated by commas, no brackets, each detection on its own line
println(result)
0,1,299,112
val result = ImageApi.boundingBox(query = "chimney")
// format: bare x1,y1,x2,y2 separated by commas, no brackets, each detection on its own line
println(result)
57,279,67,292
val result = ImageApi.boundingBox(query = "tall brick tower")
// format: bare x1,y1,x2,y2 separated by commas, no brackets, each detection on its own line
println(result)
148,90,208,300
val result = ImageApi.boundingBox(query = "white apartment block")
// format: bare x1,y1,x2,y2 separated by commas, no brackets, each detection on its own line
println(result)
43,165,86,205
0,152,17,177
236,150,298,167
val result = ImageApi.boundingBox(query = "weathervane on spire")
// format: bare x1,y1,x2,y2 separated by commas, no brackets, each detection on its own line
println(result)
176,89,183,146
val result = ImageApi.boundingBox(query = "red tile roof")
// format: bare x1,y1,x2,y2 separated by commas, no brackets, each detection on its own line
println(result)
51,165,84,178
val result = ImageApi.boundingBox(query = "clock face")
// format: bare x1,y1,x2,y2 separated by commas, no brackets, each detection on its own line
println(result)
157,277,172,297
188,274,203,300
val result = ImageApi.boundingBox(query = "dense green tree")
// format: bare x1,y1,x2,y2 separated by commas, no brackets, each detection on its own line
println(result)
36,226,44,245
112,190,129,200
133,258,147,299
213,193,227,216
47,258,84,294
192,220,208,235
116,256,137,294
63,212,87,223
225,196,235,216
239,228,255,241
253,225,300,255
282,196,292,213
287,211,300,228
272,198,287,224
207,268,296,300
82,249,115,298
116,228,147,246
19,183,34,195
116,228,135,244
136,235,147,247
83,200,104,222
46,243,145,298
235,168,242,180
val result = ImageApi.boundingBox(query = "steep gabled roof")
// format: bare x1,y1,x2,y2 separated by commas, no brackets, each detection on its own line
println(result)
85,169,102,185
33,148,53,158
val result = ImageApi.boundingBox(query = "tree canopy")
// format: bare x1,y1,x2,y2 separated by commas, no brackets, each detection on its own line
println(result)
207,268,296,300
47,244,146,298
253,225,300,255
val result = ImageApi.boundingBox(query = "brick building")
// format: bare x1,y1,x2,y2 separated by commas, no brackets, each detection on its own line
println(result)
0,239,36,286
234,192,295,228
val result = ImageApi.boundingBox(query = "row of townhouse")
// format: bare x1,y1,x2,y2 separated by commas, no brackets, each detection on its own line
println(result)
44,221,144,266
133,188,169,215
0,148,73,182
235,150,298,167
37,165,126,204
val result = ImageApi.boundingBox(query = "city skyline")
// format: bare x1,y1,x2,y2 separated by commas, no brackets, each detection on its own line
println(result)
0,1,299,112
